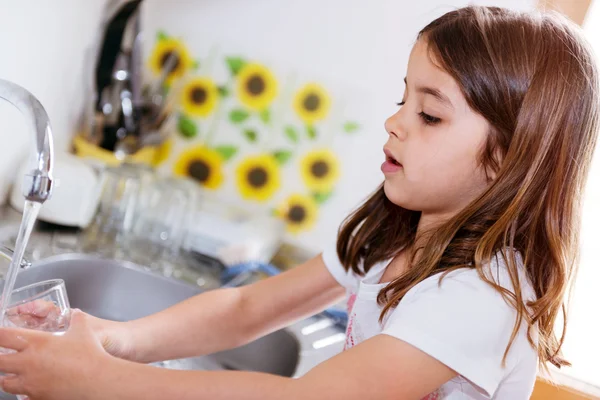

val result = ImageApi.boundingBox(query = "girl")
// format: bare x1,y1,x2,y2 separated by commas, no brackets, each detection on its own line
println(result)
0,5,597,400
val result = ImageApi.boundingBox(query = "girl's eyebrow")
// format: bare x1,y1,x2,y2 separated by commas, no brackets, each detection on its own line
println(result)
404,77,454,110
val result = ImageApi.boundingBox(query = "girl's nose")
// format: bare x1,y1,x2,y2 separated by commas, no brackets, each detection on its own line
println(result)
384,112,406,140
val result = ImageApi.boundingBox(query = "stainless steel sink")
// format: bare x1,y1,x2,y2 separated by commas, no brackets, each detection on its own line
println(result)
0,254,302,399
0,253,346,399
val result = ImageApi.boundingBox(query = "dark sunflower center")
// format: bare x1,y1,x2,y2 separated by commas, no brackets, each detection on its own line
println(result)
190,87,207,105
246,75,266,96
248,167,268,188
288,205,306,223
311,160,329,178
188,160,211,183
303,94,320,111
160,51,181,73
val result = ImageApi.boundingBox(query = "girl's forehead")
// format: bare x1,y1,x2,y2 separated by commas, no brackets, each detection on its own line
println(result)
406,40,467,110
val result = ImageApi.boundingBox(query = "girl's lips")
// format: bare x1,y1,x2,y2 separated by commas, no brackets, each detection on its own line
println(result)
382,148,403,173
381,160,403,173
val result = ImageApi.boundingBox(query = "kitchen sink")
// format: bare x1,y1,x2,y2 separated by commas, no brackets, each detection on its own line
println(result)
0,254,301,399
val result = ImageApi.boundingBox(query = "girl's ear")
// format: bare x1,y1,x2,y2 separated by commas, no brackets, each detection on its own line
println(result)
484,147,503,183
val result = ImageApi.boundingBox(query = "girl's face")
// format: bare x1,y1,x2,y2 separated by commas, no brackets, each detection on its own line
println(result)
383,39,492,216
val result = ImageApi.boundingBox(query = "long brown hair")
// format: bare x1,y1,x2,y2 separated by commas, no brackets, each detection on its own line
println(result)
338,6,599,369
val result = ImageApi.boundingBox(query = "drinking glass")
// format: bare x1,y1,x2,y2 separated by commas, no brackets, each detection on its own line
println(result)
81,162,154,257
3,279,70,332
1,279,70,400
127,176,199,270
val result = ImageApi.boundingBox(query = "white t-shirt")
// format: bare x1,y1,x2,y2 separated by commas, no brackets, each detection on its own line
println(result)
322,245,538,399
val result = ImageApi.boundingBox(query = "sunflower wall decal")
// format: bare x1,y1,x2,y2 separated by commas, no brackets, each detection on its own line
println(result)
173,145,225,190
235,153,281,201
181,77,220,118
150,30,364,236
226,57,278,126
236,63,278,112
299,148,340,194
276,193,319,234
293,83,331,126
149,32,197,86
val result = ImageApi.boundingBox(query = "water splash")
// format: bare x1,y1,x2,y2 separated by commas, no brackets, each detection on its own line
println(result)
0,201,41,325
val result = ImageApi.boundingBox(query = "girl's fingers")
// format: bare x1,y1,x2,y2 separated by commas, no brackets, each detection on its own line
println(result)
0,351,25,374
0,374,25,395
6,300,58,318
0,329,30,352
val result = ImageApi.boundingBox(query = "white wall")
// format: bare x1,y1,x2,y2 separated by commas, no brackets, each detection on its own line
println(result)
0,0,106,201
0,0,107,151
143,0,535,251
0,0,536,248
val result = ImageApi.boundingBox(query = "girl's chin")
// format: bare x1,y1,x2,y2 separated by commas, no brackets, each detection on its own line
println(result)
383,181,405,206
383,181,423,211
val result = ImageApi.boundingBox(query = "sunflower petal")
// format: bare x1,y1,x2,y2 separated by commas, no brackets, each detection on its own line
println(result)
343,121,360,133
230,109,250,124
178,115,198,138
214,145,238,161
273,150,293,165
226,57,247,76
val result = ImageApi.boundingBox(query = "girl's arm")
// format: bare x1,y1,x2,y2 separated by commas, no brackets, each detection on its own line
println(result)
0,316,455,400
102,254,345,363
100,334,456,400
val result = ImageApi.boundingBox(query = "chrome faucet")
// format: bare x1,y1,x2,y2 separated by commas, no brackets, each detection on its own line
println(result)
83,0,174,156
0,79,54,203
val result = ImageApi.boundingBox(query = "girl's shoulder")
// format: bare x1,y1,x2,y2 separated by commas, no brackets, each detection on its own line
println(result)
381,250,537,397
405,249,535,304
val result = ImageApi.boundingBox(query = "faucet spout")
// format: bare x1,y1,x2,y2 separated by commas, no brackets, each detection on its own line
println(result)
0,79,54,203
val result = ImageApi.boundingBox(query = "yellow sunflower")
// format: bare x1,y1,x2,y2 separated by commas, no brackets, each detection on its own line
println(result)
293,83,331,125
149,38,193,86
277,193,318,234
235,154,280,201
299,148,340,193
181,77,219,118
173,145,224,190
151,138,173,166
236,63,278,111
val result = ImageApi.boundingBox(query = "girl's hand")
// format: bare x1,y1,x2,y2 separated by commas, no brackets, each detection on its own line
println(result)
84,313,138,362
7,301,137,362
6,301,67,332
0,310,115,400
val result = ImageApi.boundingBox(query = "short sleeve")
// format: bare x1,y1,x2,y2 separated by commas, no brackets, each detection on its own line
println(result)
380,268,520,397
321,241,356,291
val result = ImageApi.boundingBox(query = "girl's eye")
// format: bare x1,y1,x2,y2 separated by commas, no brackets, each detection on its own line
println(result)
396,101,405,106
418,111,441,125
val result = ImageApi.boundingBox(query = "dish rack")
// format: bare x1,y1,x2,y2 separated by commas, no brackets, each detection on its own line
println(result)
183,199,284,267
